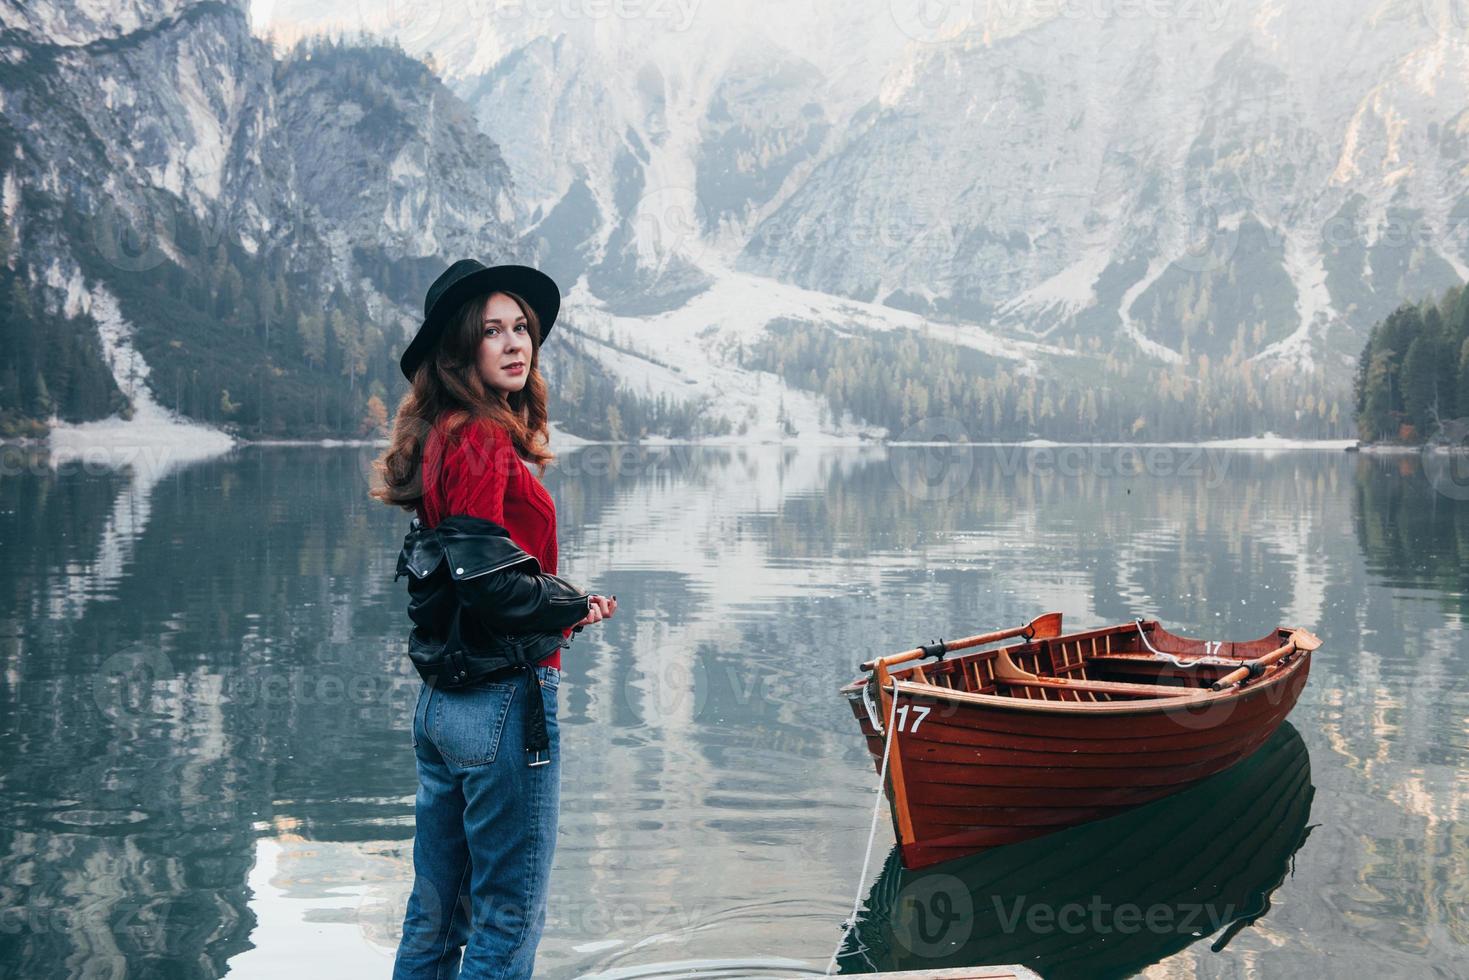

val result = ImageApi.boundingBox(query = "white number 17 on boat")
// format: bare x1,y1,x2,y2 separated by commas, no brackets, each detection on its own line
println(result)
895,704,930,733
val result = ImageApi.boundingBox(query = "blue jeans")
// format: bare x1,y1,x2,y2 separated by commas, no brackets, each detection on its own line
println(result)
393,665,560,980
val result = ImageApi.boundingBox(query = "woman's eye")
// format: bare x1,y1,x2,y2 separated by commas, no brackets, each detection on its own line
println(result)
484,327,497,336
515,323,527,332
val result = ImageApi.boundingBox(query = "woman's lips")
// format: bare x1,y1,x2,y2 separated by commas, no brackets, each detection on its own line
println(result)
504,363,525,375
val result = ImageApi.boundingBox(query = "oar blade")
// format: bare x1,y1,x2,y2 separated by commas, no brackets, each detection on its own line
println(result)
1289,629,1323,652
1028,612,1064,639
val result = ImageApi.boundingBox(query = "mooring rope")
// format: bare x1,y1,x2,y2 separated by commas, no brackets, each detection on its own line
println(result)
1135,618,1237,669
1136,618,1205,668
826,681,901,975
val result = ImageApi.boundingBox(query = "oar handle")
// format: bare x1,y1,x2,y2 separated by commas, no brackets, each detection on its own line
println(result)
860,614,1061,672
1209,636,1299,690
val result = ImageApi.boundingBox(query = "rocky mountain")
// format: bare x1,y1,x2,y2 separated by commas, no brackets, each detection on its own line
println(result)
7,0,1463,444
738,1,1469,378
256,0,1461,439
0,0,544,441
0,0,873,444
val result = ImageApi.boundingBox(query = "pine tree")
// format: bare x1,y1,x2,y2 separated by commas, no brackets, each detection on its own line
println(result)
1401,335,1438,437
1451,284,1469,349
330,309,364,393
256,275,276,349
1459,338,1469,423
1354,336,1374,419
1363,349,1398,441
298,312,325,369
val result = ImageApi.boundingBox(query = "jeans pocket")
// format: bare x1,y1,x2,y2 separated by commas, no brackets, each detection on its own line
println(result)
430,681,516,767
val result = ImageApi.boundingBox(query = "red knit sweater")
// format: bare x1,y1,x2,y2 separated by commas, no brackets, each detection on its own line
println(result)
415,416,569,669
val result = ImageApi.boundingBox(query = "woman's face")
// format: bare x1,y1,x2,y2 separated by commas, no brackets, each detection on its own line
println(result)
475,292,532,399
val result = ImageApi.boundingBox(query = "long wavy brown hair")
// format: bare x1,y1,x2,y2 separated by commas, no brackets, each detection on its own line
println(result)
370,289,555,512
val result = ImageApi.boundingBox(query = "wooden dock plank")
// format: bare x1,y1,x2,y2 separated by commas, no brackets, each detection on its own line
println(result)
832,968,1037,980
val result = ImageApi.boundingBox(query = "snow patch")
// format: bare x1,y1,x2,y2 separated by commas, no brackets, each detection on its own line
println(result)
1116,255,1184,365
46,275,234,475
548,420,593,448
1198,433,1356,450
2,170,19,222
1251,231,1332,373
563,256,1066,441
996,246,1110,331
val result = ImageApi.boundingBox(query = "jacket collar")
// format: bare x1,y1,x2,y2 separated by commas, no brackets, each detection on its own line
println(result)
397,514,543,581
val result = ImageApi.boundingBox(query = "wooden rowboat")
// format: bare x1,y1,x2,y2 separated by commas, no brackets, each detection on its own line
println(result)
839,614,1318,870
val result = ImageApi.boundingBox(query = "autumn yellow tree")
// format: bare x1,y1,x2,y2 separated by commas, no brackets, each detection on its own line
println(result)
360,394,388,436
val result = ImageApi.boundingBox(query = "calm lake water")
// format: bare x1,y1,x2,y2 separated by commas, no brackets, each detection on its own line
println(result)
1,442,1466,979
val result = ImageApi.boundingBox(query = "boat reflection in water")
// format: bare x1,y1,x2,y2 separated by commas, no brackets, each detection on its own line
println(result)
834,722,1314,979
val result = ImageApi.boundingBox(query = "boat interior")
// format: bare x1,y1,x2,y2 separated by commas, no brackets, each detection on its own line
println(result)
880,621,1302,703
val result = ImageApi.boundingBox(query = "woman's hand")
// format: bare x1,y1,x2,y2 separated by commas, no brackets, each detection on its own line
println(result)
571,594,618,631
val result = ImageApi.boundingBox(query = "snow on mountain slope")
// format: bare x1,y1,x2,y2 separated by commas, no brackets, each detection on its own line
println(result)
455,26,853,318
251,2,913,315
559,255,1075,441
740,1,1469,378
246,0,1469,410
44,256,234,466
995,246,1114,336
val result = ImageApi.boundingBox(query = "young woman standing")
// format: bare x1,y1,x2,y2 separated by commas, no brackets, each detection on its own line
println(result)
371,259,617,979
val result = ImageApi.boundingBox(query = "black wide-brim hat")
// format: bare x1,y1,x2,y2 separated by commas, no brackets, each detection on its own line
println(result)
400,259,562,381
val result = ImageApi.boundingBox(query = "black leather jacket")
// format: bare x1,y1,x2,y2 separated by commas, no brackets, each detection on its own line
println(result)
395,514,591,765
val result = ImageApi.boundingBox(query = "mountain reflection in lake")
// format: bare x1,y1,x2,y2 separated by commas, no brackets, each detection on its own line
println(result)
0,443,1465,978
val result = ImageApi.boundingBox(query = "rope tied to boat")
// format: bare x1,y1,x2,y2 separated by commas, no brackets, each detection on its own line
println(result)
1134,618,1197,665
1135,618,1233,668
826,679,900,976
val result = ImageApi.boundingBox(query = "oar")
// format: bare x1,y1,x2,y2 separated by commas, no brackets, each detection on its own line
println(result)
1209,629,1322,691
860,612,1064,672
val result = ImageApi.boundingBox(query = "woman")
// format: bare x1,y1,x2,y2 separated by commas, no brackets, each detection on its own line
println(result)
371,258,617,979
